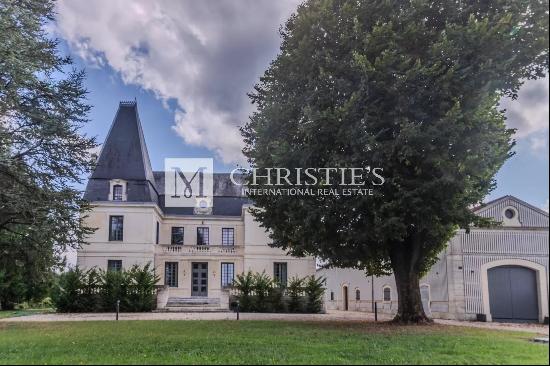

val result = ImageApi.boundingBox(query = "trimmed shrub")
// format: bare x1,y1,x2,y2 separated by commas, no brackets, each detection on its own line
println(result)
286,276,304,313
304,275,326,313
51,264,158,313
127,263,159,312
252,272,273,312
233,271,255,312
267,286,285,313
230,272,325,314
100,269,130,312
52,267,86,312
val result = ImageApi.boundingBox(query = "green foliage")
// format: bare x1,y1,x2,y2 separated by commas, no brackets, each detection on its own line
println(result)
304,276,326,313
252,272,273,312
80,268,101,312
100,269,129,312
127,263,160,312
51,265,158,313
232,271,255,311
241,0,548,321
286,276,304,313
0,0,97,309
231,272,323,313
51,268,85,313
0,230,55,310
267,286,286,313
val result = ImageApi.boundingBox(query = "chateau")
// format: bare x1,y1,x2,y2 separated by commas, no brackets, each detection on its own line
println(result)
79,102,548,322
78,101,316,310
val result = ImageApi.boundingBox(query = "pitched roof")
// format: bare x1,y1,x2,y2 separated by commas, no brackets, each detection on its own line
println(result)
83,101,250,216
91,101,155,183
84,101,159,203
473,195,548,228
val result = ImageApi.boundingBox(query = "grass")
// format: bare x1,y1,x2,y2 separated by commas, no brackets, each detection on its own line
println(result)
0,320,547,364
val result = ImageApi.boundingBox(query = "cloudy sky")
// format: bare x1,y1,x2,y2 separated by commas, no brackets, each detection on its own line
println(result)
54,0,549,211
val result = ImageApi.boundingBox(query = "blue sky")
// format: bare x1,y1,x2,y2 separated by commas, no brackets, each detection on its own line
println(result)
54,1,549,211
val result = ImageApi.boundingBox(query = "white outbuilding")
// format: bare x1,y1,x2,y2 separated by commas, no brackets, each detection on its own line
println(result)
318,195,549,323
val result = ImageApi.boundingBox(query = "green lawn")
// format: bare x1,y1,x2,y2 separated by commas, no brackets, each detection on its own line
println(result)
0,320,547,364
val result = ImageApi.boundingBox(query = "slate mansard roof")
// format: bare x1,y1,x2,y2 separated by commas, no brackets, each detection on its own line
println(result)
84,101,250,216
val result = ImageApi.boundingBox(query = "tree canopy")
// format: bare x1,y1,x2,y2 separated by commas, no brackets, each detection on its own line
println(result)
242,0,548,322
0,0,96,309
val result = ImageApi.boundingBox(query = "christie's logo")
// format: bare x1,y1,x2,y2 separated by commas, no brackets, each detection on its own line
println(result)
164,158,213,209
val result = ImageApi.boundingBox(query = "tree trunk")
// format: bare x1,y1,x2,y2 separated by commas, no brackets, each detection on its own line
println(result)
390,246,432,324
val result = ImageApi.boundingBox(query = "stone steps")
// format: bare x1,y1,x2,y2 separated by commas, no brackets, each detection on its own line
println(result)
154,307,230,313
165,297,221,307
160,297,228,313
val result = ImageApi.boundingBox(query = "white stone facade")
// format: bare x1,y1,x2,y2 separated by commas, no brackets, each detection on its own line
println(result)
77,202,316,308
319,196,549,323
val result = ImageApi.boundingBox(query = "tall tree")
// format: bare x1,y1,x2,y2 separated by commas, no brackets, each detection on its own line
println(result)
242,0,548,322
0,0,96,309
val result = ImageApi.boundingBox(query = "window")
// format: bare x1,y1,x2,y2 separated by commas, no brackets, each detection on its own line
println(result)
222,228,234,246
165,262,178,287
109,216,123,241
113,184,123,201
221,263,235,288
330,291,335,301
504,208,515,219
356,289,361,301
156,222,160,244
273,262,288,287
383,287,391,302
197,227,209,245
107,260,122,272
171,227,184,245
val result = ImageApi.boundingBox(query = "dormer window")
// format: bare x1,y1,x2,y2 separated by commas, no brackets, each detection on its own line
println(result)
113,185,123,201
109,179,127,201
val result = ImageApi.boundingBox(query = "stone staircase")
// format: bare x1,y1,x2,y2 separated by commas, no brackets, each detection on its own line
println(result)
155,297,229,313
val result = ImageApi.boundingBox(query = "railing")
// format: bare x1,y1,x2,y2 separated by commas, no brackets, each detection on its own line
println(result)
157,244,243,256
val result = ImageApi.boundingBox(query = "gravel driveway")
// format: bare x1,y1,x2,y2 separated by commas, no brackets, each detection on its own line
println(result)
1,310,547,335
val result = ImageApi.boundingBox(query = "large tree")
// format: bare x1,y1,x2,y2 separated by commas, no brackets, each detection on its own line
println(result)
242,0,548,322
0,0,96,309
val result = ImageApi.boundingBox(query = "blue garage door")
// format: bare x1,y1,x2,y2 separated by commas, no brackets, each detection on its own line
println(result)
488,266,538,322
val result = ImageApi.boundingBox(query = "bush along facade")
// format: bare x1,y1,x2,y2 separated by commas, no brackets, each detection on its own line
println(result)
52,263,159,313
230,271,326,313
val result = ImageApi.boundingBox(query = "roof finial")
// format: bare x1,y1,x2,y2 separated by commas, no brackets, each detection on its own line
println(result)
120,100,136,106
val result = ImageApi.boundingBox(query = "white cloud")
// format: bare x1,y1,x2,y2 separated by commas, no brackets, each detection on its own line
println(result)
501,77,549,156
56,2,549,163
56,0,300,164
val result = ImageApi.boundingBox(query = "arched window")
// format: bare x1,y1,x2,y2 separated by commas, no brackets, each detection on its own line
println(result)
383,287,391,302
330,291,334,301
355,289,361,301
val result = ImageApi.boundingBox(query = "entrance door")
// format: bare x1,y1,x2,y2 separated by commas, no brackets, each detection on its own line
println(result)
192,262,208,297
488,265,538,322
343,286,349,311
